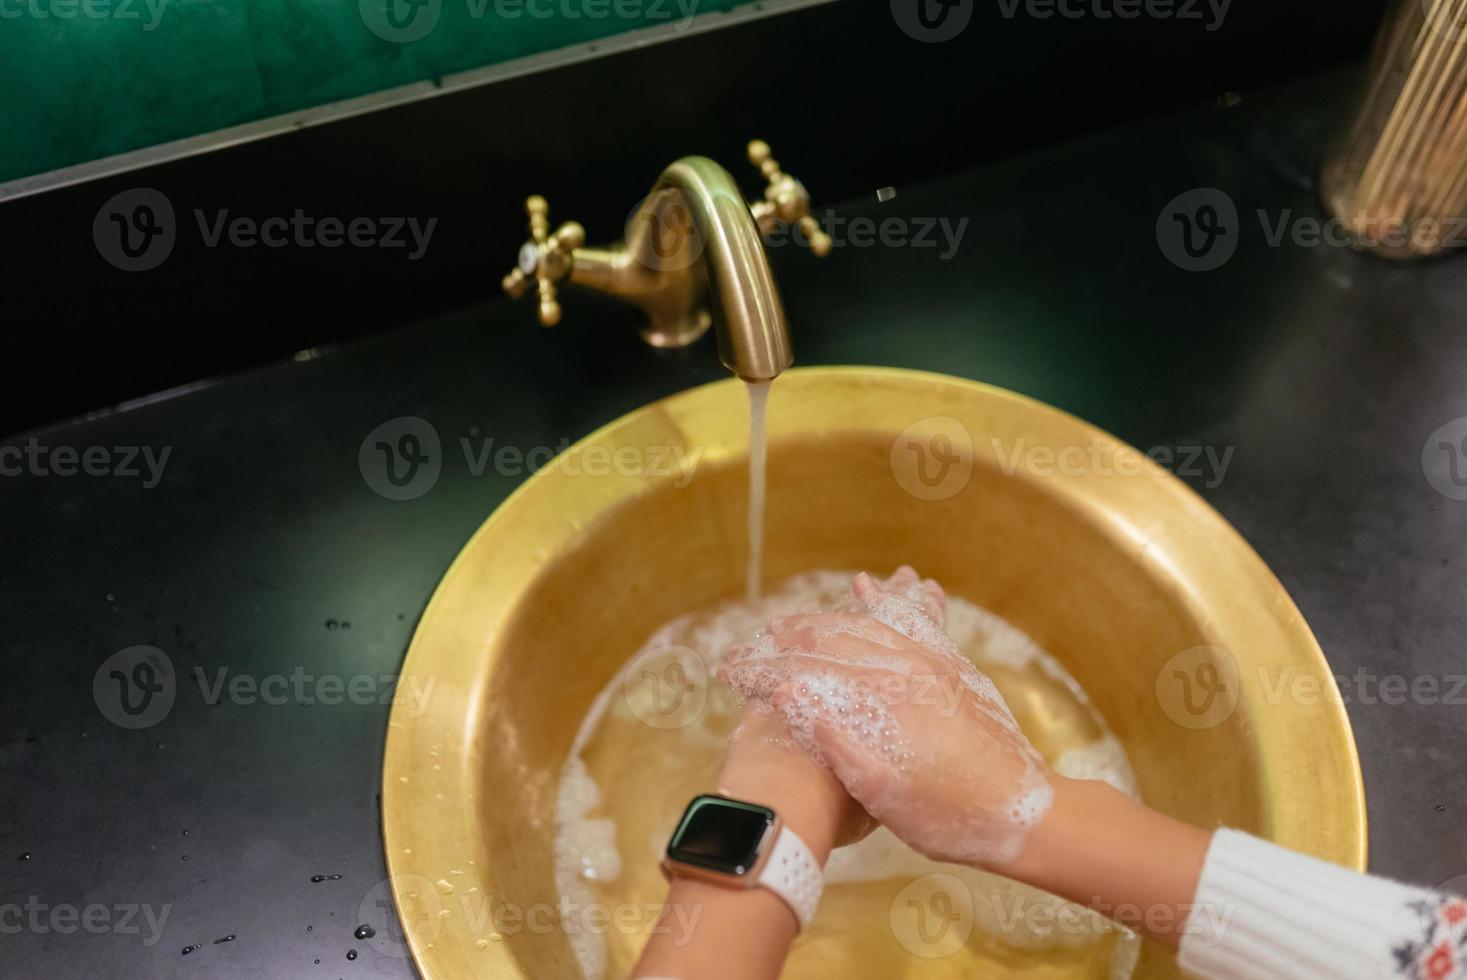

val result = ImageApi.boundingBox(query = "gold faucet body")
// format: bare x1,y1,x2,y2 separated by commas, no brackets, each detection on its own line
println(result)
501,141,829,382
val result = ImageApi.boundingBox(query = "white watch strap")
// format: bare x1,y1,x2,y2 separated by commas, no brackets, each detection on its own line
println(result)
757,825,823,929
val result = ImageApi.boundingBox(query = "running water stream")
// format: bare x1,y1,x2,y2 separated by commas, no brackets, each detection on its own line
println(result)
744,380,770,601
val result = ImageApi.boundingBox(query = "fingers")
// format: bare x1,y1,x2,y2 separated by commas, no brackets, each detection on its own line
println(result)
729,612,912,659
718,654,786,704
726,615,940,690
720,649,908,709
853,574,961,657
863,566,948,627
910,573,948,627
775,613,915,658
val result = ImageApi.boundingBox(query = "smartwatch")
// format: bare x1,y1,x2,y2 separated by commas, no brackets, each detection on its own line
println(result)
660,793,823,930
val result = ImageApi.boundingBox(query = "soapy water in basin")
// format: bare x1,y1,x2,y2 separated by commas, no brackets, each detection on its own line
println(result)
555,571,1142,979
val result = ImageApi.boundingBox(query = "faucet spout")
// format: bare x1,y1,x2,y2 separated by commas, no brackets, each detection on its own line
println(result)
627,157,792,382
503,142,825,382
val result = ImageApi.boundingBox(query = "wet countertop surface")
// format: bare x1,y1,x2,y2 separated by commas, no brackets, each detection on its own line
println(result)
4,71,1466,977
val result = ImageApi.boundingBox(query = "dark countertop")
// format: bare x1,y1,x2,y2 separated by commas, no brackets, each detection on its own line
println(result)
4,69,1466,977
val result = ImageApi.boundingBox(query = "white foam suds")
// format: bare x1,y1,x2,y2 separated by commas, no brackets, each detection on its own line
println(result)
1055,732,1140,800
553,757,621,979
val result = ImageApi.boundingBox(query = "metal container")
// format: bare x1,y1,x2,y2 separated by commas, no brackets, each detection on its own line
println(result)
1323,0,1467,258
381,367,1365,978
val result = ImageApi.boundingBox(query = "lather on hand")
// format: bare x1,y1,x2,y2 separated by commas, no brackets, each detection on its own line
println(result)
719,565,1054,871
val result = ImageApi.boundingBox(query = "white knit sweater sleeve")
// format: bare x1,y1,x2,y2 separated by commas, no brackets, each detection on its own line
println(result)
1179,829,1467,980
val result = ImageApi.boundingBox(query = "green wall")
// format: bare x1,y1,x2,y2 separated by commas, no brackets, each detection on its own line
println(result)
2,0,749,184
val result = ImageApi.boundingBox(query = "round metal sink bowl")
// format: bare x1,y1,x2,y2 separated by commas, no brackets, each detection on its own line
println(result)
381,366,1365,979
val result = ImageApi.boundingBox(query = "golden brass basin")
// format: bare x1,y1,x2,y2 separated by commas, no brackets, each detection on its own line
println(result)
381,366,1365,979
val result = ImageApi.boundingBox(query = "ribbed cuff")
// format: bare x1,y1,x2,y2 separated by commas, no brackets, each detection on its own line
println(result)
1179,828,1440,980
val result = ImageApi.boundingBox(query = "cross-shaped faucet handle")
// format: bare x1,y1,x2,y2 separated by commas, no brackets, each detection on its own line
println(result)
500,195,585,326
746,140,832,257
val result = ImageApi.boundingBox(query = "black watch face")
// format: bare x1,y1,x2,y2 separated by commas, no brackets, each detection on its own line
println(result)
666,794,775,877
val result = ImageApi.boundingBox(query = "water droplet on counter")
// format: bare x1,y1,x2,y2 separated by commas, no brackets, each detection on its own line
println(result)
346,949,358,961
18,853,30,861
182,829,190,836
1437,804,1448,812
353,925,375,940
182,944,201,955
213,934,235,944
311,874,343,883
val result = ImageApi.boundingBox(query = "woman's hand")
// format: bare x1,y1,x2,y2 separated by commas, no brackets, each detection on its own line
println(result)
632,697,874,979
718,702,876,853
720,567,1054,872
634,703,867,980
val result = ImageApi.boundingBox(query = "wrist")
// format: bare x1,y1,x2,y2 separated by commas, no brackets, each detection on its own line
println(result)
998,774,1212,947
717,758,842,860
996,773,1098,882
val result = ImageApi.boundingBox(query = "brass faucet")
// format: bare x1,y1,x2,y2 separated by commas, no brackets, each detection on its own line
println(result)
500,141,830,382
